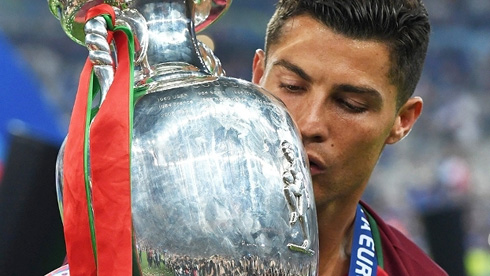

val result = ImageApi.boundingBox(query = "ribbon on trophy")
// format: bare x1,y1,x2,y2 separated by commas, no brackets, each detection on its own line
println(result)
62,4,135,275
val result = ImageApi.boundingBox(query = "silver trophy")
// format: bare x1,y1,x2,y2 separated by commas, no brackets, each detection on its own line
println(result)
49,0,319,275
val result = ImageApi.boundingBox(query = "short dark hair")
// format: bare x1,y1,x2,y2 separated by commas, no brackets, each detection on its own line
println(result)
264,0,431,108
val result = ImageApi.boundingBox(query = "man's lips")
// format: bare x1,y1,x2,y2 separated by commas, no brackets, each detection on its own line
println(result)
307,153,325,176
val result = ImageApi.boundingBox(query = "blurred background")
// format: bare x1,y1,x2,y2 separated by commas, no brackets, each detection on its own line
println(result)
0,0,489,275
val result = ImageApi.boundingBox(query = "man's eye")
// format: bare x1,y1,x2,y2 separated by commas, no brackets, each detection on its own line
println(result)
337,98,367,113
279,83,305,92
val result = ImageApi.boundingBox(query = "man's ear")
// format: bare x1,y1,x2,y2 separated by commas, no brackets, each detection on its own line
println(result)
385,97,423,144
252,49,266,85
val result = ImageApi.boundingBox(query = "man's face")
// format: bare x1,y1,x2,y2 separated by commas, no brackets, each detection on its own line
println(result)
253,15,421,208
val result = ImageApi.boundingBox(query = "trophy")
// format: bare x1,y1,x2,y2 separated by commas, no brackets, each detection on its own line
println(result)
48,0,319,275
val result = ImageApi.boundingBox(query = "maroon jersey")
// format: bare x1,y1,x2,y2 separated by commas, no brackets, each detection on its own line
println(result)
360,201,448,276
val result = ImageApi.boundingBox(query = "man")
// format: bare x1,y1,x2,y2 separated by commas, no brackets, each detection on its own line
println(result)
251,0,448,275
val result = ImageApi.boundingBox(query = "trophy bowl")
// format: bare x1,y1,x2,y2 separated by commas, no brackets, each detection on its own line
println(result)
129,74,318,275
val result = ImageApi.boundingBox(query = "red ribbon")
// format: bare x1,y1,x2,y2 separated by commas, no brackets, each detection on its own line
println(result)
63,4,133,275
63,56,98,276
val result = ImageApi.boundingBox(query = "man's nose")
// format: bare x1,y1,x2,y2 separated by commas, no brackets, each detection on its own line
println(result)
295,99,328,144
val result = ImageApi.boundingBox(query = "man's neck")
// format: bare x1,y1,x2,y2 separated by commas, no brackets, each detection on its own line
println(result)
316,199,358,276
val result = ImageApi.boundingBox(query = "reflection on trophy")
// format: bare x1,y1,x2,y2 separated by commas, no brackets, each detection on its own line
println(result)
48,0,318,275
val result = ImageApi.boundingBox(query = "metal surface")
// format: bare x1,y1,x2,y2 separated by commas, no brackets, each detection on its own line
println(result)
84,16,114,101
51,0,319,275
131,74,318,275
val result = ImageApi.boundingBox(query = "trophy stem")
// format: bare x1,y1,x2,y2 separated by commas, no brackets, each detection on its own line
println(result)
132,0,208,76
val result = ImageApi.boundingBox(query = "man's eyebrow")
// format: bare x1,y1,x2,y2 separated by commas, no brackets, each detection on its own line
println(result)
333,84,384,107
272,59,312,82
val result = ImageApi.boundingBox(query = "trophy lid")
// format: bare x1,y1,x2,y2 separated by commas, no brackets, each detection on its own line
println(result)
48,0,232,45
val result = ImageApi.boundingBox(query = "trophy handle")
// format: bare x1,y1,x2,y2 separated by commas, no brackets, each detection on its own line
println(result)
197,40,225,77
84,8,224,99
83,7,150,102
84,15,114,103
194,0,232,32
